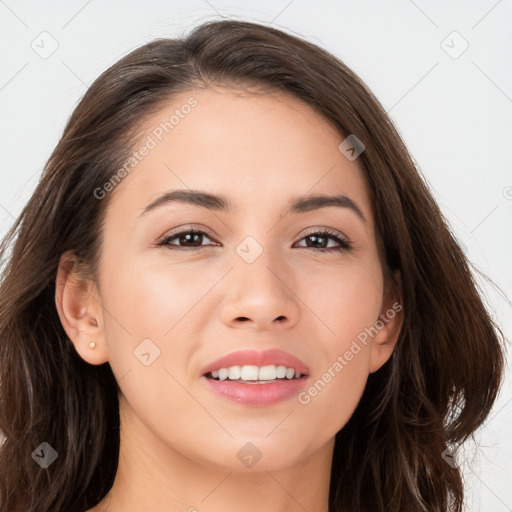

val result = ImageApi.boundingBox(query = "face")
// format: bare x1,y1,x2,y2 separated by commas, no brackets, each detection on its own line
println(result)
61,86,401,472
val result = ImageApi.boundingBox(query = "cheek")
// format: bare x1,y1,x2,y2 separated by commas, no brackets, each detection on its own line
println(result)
97,252,230,401
295,350,369,446
100,255,217,339
97,256,212,439
295,270,379,436
297,257,383,345
293,263,381,431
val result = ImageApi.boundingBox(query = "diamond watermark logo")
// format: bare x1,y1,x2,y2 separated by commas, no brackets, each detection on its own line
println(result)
236,442,262,468
338,134,365,161
441,31,469,60
32,442,58,468
134,338,161,366
236,236,263,264
31,31,59,59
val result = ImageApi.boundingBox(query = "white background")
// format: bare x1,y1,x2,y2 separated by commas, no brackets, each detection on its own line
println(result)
1,1,511,510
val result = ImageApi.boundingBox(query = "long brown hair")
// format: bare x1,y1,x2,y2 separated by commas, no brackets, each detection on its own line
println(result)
0,19,505,512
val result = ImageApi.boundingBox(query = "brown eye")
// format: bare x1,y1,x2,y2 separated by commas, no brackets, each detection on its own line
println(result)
294,229,351,253
157,229,215,249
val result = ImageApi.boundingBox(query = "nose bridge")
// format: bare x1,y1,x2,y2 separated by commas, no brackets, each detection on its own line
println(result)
237,235,286,292
219,233,299,328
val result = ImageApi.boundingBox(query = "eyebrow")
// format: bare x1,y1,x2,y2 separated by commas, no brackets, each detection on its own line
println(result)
139,189,366,223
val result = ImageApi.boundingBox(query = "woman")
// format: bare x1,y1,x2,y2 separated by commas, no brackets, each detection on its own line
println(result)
0,19,505,512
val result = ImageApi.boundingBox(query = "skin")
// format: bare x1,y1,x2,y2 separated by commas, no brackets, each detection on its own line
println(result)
55,86,402,512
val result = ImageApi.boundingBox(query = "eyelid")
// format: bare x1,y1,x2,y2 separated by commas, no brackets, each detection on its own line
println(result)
298,226,349,242
156,224,217,244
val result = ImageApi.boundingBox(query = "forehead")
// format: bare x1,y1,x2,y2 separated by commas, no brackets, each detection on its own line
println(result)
107,86,373,226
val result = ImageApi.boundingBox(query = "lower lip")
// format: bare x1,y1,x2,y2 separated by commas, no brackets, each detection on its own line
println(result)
201,375,308,406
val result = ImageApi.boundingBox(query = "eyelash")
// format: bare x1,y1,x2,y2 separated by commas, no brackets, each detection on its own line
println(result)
156,227,352,253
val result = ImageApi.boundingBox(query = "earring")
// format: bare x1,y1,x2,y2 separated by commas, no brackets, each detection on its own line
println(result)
89,341,96,349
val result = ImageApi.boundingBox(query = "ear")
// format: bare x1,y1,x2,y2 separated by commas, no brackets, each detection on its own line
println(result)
55,251,109,365
368,271,403,373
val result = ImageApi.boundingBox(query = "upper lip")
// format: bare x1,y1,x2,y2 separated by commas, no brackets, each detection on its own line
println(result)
201,348,309,376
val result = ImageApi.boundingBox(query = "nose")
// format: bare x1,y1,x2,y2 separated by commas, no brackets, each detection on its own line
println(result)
219,248,300,331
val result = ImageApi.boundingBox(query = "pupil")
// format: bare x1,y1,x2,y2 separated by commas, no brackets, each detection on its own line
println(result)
182,233,201,246
308,235,326,248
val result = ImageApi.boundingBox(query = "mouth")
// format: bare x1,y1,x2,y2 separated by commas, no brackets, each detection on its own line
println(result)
201,358,309,407
204,364,308,384
200,349,310,406
201,348,309,379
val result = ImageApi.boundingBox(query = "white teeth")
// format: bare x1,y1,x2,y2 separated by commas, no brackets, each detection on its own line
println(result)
240,365,259,380
258,365,276,380
285,367,295,379
228,365,241,380
276,365,287,378
208,364,304,382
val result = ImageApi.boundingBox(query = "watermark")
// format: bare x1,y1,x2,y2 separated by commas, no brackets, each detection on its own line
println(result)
237,441,262,468
31,442,58,468
31,31,59,59
133,338,161,366
297,301,402,405
235,235,264,264
93,96,198,200
441,447,458,468
440,31,469,60
338,134,365,161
